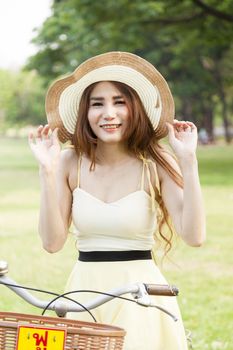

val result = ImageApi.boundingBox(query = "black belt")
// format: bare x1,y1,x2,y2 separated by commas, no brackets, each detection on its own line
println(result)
78,250,152,262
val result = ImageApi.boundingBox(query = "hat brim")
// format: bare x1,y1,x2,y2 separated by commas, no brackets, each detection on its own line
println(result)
45,51,175,143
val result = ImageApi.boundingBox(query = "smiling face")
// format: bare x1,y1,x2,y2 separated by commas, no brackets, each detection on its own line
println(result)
87,81,129,145
74,81,155,161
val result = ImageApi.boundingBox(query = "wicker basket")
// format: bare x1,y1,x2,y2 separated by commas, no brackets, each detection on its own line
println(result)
0,312,125,350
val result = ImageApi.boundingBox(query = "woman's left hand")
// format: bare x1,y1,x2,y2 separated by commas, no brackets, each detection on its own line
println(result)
166,119,198,160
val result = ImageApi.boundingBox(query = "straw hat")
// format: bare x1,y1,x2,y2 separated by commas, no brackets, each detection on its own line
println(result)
45,51,175,143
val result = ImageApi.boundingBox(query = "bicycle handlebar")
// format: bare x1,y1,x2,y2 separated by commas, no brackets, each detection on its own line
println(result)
0,261,179,321
145,284,179,296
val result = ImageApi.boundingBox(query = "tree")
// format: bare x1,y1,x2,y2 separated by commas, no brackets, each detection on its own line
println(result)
26,0,233,142
0,70,46,129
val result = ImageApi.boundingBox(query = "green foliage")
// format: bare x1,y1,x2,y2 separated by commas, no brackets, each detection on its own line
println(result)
25,0,233,141
1,1,232,138
26,0,233,76
0,70,46,128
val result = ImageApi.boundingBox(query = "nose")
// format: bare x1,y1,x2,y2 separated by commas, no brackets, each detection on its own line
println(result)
104,115,115,121
103,104,117,120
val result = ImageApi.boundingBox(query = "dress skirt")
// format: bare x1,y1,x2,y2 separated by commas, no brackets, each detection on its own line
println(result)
65,259,188,350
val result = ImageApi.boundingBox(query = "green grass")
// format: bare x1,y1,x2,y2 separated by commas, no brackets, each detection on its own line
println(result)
0,138,233,349
197,144,233,186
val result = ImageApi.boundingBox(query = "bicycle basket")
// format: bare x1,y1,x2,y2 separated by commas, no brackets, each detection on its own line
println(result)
0,312,125,350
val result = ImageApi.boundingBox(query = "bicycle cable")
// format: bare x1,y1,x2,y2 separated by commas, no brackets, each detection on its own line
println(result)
1,281,177,322
0,280,96,321
41,289,138,317
42,290,178,322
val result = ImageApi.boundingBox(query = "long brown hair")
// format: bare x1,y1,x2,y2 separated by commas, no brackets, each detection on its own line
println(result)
72,81,183,254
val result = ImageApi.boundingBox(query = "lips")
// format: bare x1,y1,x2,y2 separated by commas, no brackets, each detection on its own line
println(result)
100,123,122,129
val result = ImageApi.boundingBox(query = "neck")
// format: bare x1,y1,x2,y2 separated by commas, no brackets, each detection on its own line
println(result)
95,141,131,165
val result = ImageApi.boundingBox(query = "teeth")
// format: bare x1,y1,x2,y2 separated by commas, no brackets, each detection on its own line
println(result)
101,124,120,129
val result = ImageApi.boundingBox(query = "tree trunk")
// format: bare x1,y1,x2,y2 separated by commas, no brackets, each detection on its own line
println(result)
199,97,215,143
220,94,232,143
214,63,232,143
203,106,215,143
180,98,194,122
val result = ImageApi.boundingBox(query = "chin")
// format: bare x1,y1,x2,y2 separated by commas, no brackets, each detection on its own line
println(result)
98,136,124,144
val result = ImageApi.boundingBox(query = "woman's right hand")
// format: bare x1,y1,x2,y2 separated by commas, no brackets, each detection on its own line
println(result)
28,125,61,171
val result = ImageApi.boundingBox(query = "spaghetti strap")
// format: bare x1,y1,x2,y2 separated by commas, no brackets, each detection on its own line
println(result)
139,155,160,211
140,161,145,191
77,155,82,188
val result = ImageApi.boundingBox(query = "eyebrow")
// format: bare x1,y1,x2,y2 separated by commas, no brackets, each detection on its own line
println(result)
90,95,124,101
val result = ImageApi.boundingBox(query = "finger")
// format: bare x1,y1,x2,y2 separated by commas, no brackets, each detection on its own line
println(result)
28,126,42,143
173,122,183,133
173,119,187,132
173,119,181,128
173,119,184,125
52,128,60,145
176,121,194,132
28,131,35,145
41,124,50,139
185,121,197,130
183,124,191,131
182,122,197,134
37,125,50,143
34,125,43,140
37,125,43,134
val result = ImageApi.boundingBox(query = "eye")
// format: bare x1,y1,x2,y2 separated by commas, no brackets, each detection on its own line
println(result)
91,102,103,107
115,100,125,105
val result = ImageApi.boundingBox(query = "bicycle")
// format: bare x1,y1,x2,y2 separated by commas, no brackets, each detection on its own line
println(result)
0,260,179,350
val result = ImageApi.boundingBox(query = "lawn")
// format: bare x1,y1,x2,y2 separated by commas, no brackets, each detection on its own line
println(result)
0,137,232,349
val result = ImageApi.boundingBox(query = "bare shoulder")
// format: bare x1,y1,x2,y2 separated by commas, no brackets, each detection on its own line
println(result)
59,147,81,191
60,147,78,165
59,147,78,175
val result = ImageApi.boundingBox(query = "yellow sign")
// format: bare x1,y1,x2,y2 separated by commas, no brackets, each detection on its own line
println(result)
16,325,66,350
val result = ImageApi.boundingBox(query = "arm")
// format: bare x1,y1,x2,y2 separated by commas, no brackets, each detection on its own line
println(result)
29,125,72,253
158,120,206,247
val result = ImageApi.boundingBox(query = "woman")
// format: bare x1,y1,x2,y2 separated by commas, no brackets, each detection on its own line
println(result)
29,52,205,350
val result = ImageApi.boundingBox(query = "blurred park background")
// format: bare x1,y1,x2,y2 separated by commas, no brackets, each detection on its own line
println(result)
0,1,233,349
